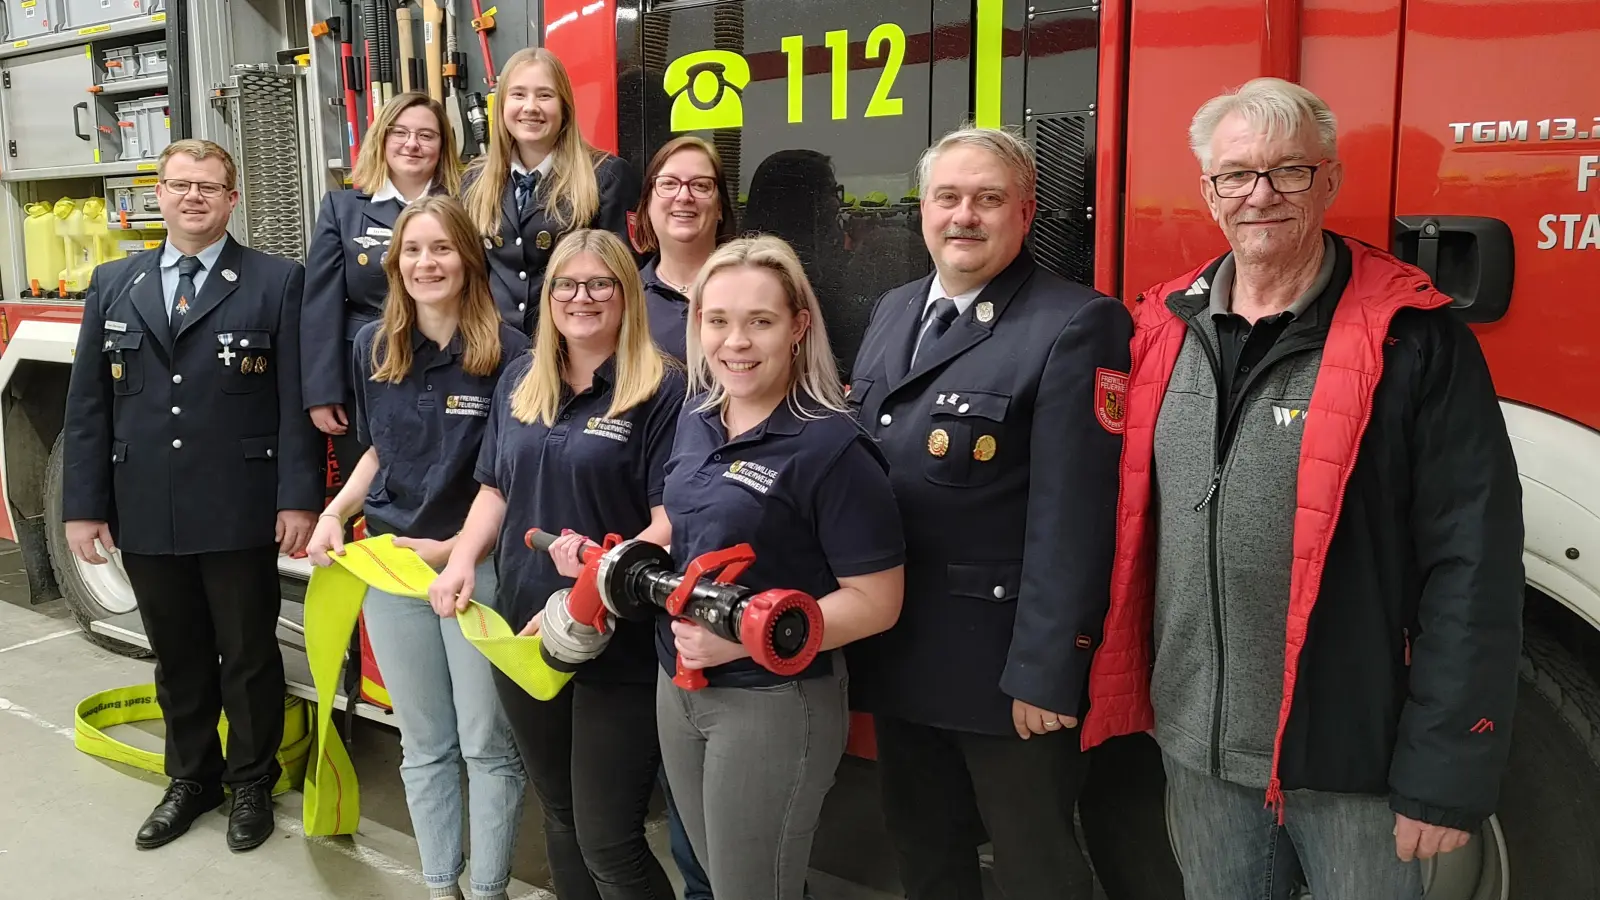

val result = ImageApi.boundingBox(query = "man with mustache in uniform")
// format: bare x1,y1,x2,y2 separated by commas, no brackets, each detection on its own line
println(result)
845,126,1133,900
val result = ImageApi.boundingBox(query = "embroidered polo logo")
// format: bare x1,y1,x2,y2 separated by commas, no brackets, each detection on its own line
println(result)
583,416,634,443
1470,718,1495,734
723,459,777,494
1272,406,1308,426
444,395,491,417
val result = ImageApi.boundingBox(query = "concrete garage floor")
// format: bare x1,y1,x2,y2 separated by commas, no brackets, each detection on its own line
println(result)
0,542,916,900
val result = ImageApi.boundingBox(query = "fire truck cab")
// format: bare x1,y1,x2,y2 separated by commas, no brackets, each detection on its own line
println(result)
0,0,1596,897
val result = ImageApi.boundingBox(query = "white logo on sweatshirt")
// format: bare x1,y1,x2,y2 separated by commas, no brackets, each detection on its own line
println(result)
1272,406,1308,426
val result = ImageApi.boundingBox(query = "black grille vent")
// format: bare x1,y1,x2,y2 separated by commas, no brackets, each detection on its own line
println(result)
1028,112,1095,287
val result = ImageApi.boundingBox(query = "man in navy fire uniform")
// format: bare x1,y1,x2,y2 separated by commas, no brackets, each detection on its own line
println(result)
61,139,323,854
847,126,1133,900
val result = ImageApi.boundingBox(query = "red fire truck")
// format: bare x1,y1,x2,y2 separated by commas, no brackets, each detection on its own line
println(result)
0,0,1595,897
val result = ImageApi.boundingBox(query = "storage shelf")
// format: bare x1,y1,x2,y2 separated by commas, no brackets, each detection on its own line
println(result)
0,13,166,61
0,160,160,182
93,73,168,96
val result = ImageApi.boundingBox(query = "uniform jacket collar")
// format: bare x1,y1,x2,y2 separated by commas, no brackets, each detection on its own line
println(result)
886,245,1037,391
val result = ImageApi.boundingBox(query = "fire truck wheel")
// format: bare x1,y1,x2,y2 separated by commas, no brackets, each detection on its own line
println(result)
1084,625,1599,900
41,434,152,659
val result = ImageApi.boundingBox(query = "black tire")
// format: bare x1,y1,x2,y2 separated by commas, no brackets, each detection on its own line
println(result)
1080,626,1600,900
41,432,152,659
1495,627,1600,897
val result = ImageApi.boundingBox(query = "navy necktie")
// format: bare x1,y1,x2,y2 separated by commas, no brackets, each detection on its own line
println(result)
513,170,540,213
911,296,959,368
171,255,202,332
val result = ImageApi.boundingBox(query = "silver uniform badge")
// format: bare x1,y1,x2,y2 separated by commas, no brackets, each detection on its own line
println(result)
975,301,994,323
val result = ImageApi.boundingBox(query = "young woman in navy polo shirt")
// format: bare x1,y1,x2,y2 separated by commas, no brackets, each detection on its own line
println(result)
431,229,684,900
652,235,906,899
306,195,529,900
302,91,460,483
633,136,736,362
462,48,639,333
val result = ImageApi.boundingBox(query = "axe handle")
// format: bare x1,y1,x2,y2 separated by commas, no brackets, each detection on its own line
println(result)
396,6,415,94
423,0,444,102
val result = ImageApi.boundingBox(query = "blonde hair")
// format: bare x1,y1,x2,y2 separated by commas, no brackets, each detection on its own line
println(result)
158,139,238,190
1189,77,1338,171
686,235,847,417
352,91,462,196
509,229,669,426
463,48,603,237
369,195,504,382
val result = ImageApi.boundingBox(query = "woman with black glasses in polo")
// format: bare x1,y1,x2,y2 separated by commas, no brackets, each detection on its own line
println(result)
432,229,684,900
633,136,736,361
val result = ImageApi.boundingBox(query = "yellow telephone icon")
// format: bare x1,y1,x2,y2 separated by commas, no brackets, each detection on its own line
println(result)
663,50,751,132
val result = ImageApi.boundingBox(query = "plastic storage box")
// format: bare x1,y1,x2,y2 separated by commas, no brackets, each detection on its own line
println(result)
134,40,165,75
114,94,169,161
2,0,63,40
106,174,162,224
101,46,137,80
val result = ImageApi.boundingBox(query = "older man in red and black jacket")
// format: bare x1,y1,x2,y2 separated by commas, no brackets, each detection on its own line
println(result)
1082,77,1524,899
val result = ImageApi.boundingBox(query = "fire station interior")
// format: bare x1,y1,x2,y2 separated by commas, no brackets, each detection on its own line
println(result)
0,0,1120,897
8,0,1593,898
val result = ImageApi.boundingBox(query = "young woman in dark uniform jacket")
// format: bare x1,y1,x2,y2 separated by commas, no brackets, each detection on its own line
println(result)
301,92,460,480
653,236,907,900
431,229,684,900
633,136,736,361
306,195,528,900
461,47,640,333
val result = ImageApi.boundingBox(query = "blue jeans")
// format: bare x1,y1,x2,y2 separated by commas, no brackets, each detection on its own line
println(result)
362,559,526,898
660,766,713,900
1162,753,1423,900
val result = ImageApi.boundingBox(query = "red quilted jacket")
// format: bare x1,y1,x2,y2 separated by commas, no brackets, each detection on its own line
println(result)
1080,236,1456,820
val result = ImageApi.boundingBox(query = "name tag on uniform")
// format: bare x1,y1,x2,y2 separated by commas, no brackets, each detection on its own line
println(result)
722,459,778,495
104,320,128,332
444,394,490,417
365,227,393,238
582,416,633,443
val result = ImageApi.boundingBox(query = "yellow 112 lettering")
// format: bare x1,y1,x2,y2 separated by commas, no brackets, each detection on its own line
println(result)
663,23,908,133
781,24,907,124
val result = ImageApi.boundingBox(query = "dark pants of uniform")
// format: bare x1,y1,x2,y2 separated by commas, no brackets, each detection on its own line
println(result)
874,715,1096,900
492,671,674,900
123,546,284,787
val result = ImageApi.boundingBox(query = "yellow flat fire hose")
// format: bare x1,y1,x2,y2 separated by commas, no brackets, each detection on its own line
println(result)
74,686,311,797
299,533,573,836
71,534,574,838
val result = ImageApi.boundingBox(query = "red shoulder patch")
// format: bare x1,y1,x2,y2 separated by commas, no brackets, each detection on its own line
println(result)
626,210,640,252
1095,367,1129,435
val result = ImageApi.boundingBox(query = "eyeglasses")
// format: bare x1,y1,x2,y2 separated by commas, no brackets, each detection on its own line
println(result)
387,126,441,146
1207,163,1325,198
161,179,229,199
550,276,618,302
652,176,718,200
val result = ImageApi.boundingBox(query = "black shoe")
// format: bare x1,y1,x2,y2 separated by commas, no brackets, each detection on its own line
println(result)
135,779,224,850
226,775,276,852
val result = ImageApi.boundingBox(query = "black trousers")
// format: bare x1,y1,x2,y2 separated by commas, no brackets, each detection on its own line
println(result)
875,714,1096,900
493,671,674,900
122,546,285,786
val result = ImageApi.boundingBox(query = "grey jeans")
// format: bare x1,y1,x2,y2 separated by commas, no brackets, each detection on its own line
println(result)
656,656,850,900
1163,753,1423,900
